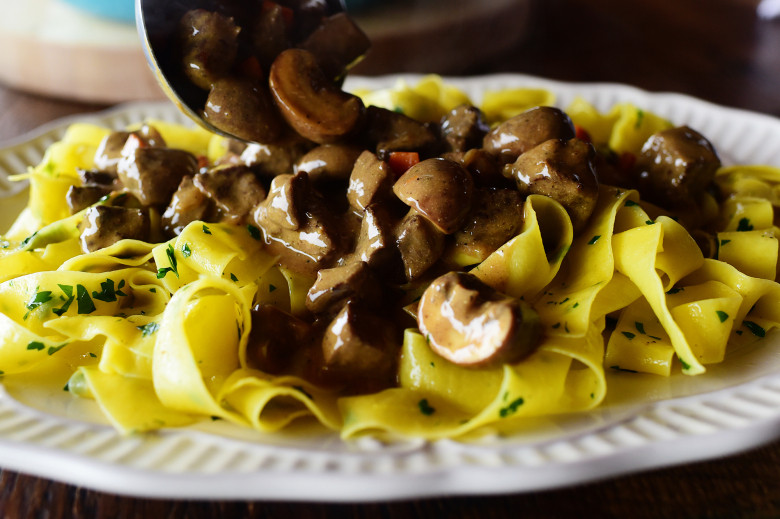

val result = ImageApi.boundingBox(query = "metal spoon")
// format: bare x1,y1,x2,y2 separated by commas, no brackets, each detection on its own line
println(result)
135,0,345,143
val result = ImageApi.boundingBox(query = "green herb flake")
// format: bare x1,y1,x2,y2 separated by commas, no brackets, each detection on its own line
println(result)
587,235,601,245
202,224,212,235
635,322,646,334
26,341,45,351
181,243,192,258
92,278,125,302
610,365,638,373
666,286,684,295
48,343,67,356
53,285,75,317
418,398,436,416
635,109,645,129
621,331,636,340
552,322,561,329
247,224,262,241
645,220,656,225
76,285,96,314
26,290,53,312
157,244,180,279
499,397,525,418
89,352,97,358
268,284,277,293
736,218,754,232
137,322,160,338
679,358,691,371
716,310,729,323
624,199,639,207
230,273,238,282
720,239,731,246
743,320,766,338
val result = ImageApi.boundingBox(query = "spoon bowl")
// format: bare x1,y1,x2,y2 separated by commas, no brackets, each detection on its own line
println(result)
135,0,234,139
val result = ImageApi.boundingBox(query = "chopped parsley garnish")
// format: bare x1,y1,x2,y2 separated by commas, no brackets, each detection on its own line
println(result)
587,235,601,245
624,200,639,207
268,284,277,293
610,365,638,373
736,218,754,232
621,331,636,340
666,286,684,295
743,320,766,337
53,285,75,317
230,273,238,282
48,343,67,356
137,322,160,338
716,311,729,323
499,397,525,418
26,341,45,351
635,322,646,334
418,398,436,416
25,289,53,317
679,359,691,371
247,224,261,241
181,243,192,258
720,239,731,246
635,109,645,129
202,224,212,235
157,244,180,279
92,279,126,303
645,220,656,225
76,284,96,314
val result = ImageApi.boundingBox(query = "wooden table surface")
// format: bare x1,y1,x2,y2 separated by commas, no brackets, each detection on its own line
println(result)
1,0,780,517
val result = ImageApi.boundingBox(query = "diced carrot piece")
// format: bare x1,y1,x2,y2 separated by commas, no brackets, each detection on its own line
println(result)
388,151,420,177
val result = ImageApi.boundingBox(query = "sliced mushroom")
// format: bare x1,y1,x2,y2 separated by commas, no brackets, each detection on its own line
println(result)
297,12,370,81
459,148,512,188
347,150,395,212
239,134,313,177
178,9,241,90
483,106,575,164
116,147,199,207
305,261,382,315
363,106,439,156
78,206,151,253
162,176,212,236
246,304,313,375
296,143,363,184
352,203,397,269
193,165,266,225
634,126,721,208
269,48,364,144
94,126,165,174
417,271,541,367
505,138,599,232
203,77,285,144
392,157,474,234
440,104,489,153
248,2,291,71
319,300,399,392
450,188,525,262
394,208,445,282
66,185,113,214
253,172,345,275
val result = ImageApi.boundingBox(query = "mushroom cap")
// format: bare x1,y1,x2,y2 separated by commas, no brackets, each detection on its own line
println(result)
269,48,365,144
392,157,474,234
417,271,542,367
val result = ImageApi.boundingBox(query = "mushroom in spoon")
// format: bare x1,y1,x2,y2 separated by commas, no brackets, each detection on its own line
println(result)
136,0,369,145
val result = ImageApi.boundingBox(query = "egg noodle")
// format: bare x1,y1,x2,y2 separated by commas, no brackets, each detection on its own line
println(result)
1,76,779,439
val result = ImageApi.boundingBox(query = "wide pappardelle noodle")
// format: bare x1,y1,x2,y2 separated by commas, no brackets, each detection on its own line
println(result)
2,75,780,440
